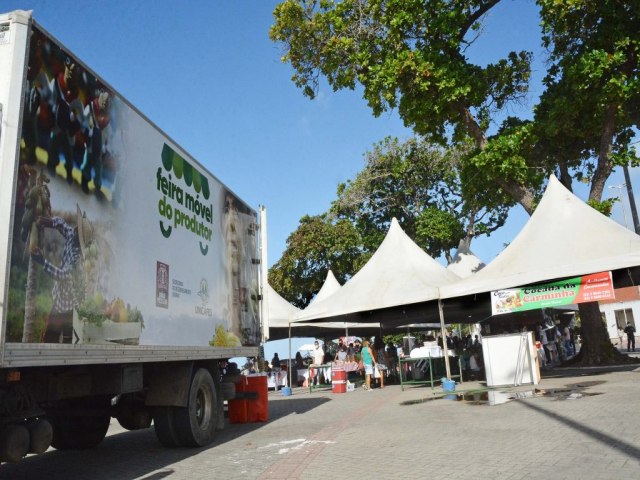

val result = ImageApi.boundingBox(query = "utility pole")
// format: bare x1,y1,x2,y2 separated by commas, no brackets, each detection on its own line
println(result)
609,184,629,229
622,165,640,234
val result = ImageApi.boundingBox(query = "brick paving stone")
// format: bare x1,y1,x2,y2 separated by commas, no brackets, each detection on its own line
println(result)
1,367,640,479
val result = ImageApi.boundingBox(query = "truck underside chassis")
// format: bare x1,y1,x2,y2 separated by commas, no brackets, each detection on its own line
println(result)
0,360,238,462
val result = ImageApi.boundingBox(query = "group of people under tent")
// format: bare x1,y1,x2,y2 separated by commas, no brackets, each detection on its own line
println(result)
306,336,398,390
265,331,487,390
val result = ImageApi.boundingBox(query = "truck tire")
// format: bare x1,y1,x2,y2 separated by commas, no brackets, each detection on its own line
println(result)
153,407,180,447
49,414,110,450
173,368,217,447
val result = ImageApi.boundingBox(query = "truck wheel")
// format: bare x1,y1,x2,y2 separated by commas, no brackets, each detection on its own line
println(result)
173,368,217,447
153,407,180,447
49,414,110,450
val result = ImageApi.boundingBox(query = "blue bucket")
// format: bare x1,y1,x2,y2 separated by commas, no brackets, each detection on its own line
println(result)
281,386,292,396
442,378,456,392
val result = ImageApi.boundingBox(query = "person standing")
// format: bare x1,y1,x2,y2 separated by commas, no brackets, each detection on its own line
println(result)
311,341,325,386
538,324,551,364
624,322,636,352
271,352,281,369
361,339,377,391
373,336,387,388
335,338,347,361
294,352,304,387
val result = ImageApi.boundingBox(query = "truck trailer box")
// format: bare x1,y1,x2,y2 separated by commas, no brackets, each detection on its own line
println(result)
0,10,263,461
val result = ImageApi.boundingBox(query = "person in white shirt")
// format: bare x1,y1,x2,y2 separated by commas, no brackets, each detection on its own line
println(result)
311,341,325,385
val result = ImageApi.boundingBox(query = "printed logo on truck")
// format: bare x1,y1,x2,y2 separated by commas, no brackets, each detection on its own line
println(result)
156,261,169,308
157,144,213,255
195,278,213,317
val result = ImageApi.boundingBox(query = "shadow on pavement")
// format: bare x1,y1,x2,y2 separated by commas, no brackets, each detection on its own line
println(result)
518,399,640,461
0,396,331,480
541,364,640,379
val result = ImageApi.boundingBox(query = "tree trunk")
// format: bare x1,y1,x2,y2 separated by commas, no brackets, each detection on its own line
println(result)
22,255,37,343
570,302,636,366
494,178,536,215
589,102,617,202
558,163,573,191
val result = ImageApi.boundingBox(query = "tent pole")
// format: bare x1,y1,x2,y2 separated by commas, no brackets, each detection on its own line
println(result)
439,299,452,379
288,322,292,390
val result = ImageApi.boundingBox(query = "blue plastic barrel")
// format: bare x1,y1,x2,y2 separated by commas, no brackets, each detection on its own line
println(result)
281,386,292,396
442,378,456,392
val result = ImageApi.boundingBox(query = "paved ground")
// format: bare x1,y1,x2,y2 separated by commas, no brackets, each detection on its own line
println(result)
1,365,640,480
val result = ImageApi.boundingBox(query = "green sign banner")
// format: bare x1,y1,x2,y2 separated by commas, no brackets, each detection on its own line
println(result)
491,271,614,316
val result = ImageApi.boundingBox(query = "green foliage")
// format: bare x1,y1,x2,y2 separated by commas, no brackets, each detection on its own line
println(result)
587,197,616,216
270,0,639,365
332,136,512,260
415,207,465,256
535,0,640,199
272,0,639,211
269,135,515,305
468,120,547,196
271,0,531,146
268,214,366,307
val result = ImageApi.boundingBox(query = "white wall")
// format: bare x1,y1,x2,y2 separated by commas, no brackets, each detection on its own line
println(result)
600,300,640,343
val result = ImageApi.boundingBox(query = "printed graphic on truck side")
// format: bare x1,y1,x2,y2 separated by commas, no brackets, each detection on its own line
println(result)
5,25,260,347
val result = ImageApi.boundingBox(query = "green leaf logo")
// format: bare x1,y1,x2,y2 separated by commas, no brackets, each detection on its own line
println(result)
161,144,210,199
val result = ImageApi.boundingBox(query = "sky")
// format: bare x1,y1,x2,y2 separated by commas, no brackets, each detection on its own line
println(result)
4,1,639,360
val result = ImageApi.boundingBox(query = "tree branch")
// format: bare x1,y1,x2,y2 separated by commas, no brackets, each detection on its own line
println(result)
458,0,501,42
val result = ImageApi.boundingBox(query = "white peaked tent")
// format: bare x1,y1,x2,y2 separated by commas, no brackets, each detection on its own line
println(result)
440,175,640,299
295,217,460,322
265,278,380,340
265,284,301,330
310,270,341,304
303,271,382,336
446,239,486,278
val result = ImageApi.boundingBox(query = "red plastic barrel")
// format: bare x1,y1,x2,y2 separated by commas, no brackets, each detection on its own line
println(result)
332,366,347,394
228,374,269,423
246,375,268,422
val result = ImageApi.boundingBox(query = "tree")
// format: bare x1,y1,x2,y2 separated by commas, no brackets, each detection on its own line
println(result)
270,0,540,211
535,0,640,202
332,136,513,263
534,0,640,365
271,0,640,365
268,214,366,308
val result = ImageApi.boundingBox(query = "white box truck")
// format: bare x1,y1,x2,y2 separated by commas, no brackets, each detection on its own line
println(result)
0,10,263,462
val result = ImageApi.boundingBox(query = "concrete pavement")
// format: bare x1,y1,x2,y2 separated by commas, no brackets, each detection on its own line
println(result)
1,365,640,479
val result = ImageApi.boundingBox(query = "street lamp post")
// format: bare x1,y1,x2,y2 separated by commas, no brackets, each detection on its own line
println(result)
609,184,629,229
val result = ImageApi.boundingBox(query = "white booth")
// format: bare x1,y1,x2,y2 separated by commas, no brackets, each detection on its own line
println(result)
482,332,540,387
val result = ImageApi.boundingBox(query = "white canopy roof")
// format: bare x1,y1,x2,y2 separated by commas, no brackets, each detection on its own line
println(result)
295,218,460,322
446,239,485,278
266,281,380,339
440,175,640,299
310,270,341,304
265,284,300,329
